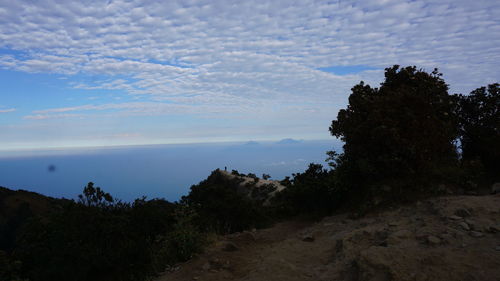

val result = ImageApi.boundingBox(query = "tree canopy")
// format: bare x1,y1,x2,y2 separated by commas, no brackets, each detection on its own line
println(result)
329,65,459,205
456,83,499,182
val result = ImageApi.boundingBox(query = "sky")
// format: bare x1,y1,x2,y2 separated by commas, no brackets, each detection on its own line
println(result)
1,0,499,151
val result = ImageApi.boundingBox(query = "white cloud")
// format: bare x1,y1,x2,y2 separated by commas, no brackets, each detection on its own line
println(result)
1,0,499,145
0,108,16,113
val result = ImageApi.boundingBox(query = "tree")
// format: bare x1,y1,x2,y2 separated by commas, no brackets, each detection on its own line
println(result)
329,65,459,205
272,163,336,215
456,83,499,182
182,170,269,233
78,182,114,208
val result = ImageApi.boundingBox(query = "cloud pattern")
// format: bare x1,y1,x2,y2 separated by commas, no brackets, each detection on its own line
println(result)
0,0,499,146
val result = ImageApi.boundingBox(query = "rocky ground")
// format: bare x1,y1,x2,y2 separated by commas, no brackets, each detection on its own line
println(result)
157,194,500,281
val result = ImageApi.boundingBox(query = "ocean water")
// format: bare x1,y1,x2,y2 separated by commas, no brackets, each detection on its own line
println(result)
0,140,340,202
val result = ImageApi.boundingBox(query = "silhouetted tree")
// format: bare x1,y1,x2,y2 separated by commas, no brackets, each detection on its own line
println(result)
456,83,499,182
78,182,114,208
329,65,459,205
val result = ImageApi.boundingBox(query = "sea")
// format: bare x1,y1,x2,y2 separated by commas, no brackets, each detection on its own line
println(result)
0,139,341,202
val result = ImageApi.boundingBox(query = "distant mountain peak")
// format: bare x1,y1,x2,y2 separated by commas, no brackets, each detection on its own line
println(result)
276,138,302,144
243,141,260,146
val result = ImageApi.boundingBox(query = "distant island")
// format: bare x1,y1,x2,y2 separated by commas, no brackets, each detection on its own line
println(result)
275,138,303,144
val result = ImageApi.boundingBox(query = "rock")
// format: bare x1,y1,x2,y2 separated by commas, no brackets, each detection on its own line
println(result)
458,222,470,231
393,229,413,239
496,246,500,251
488,224,500,233
240,231,257,241
470,231,484,238
222,242,239,252
491,182,500,194
454,208,471,217
464,219,476,230
439,233,453,242
448,215,463,220
201,262,211,271
388,221,399,227
427,235,441,245
301,233,315,242
388,229,413,245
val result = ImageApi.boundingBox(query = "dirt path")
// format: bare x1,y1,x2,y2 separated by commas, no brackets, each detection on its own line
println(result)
157,195,500,281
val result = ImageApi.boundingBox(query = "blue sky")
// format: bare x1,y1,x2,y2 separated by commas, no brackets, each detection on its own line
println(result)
1,0,499,151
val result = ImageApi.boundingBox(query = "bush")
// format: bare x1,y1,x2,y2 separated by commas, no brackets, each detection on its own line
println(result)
455,83,499,183
182,170,270,233
329,66,460,206
272,163,337,216
12,184,181,281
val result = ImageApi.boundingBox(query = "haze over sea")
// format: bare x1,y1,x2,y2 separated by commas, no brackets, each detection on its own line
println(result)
0,139,340,202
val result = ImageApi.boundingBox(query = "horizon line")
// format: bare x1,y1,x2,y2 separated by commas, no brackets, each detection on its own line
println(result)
0,138,337,154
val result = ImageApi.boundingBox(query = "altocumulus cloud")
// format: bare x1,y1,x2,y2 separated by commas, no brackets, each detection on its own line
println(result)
0,108,16,113
0,0,499,146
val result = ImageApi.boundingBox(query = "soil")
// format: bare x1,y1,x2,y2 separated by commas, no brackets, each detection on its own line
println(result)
157,194,500,281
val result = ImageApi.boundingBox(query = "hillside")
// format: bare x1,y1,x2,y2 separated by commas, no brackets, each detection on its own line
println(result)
158,194,500,281
0,187,64,251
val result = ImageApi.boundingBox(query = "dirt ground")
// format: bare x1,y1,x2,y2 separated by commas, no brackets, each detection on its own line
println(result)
157,194,500,281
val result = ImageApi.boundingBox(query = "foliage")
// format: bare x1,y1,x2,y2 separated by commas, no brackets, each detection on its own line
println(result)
158,205,205,263
329,65,460,206
78,182,115,208
0,250,25,281
8,184,201,281
272,163,337,216
455,83,499,182
182,170,270,234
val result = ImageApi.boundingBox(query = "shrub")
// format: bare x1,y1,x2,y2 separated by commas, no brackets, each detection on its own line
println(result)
182,170,270,233
329,66,460,206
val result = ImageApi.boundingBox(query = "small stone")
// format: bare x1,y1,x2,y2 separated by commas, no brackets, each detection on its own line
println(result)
222,242,239,252
301,234,315,242
388,229,413,245
193,277,200,280
201,262,210,271
458,222,470,231
448,215,463,220
439,233,453,242
427,235,441,245
470,231,484,238
488,224,500,233
388,221,399,227
454,208,472,217
393,229,413,239
465,219,476,230
240,231,257,241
